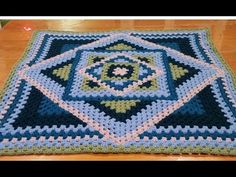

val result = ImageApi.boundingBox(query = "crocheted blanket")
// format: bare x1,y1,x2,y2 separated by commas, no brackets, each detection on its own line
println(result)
1,30,236,156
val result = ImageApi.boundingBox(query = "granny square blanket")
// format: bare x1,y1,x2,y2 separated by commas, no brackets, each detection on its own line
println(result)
1,30,236,155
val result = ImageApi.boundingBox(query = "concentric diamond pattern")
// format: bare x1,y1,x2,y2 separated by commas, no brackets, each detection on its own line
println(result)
18,33,224,145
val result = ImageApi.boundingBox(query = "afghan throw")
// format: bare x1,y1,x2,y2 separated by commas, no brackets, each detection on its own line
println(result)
0,29,236,155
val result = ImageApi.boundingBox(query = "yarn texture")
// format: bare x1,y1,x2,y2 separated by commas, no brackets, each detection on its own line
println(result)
0,29,236,156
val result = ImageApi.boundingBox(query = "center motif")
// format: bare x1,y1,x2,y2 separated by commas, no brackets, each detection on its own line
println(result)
112,67,129,76
78,52,162,96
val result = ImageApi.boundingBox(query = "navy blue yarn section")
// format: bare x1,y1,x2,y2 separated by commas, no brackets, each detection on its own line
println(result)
140,84,232,140
142,37,197,58
95,40,147,50
133,33,213,64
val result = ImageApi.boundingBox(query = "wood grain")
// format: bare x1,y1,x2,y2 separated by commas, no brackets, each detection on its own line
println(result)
0,20,236,160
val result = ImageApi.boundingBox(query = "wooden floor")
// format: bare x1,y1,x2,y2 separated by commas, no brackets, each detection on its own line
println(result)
0,20,236,160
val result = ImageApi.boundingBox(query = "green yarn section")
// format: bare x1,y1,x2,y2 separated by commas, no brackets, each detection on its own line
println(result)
81,78,103,91
101,100,140,113
1,145,236,156
87,55,106,65
169,63,189,80
136,79,159,90
52,64,72,81
106,43,136,50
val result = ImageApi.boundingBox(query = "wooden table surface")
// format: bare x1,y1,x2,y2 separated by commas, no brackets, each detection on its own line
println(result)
0,20,236,160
